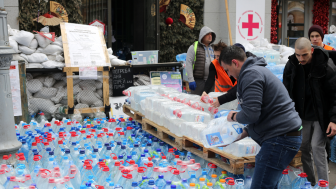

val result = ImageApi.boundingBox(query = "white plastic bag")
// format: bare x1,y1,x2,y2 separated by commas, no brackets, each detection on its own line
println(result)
51,40,63,47
47,55,57,61
26,53,49,63
13,31,35,46
27,63,44,68
34,33,53,48
9,37,20,53
42,61,65,68
56,54,64,62
19,46,36,55
29,39,38,49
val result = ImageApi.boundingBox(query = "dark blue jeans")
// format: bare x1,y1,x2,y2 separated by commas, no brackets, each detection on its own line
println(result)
250,134,302,189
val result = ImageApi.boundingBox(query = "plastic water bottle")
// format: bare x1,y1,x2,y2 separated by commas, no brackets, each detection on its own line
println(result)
18,139,29,160
226,180,236,189
155,175,167,189
314,180,329,189
181,179,189,188
300,182,312,189
132,181,141,189
244,176,252,189
170,170,182,188
330,136,336,163
278,169,291,189
148,180,157,188
209,174,217,186
163,180,172,189
207,182,214,189
292,172,308,189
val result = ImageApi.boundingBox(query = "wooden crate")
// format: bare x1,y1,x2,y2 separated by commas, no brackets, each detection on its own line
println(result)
142,118,183,151
122,104,136,119
289,151,302,168
63,66,110,115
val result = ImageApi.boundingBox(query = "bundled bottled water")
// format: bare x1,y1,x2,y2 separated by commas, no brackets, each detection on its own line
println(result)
221,138,260,157
200,116,245,148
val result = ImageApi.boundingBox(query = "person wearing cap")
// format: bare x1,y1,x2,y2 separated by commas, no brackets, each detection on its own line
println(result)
186,26,216,95
201,43,256,107
309,25,336,51
283,37,336,185
202,40,236,94
220,45,303,188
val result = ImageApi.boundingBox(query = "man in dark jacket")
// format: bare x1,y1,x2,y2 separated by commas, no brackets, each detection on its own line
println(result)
221,45,302,189
283,37,336,185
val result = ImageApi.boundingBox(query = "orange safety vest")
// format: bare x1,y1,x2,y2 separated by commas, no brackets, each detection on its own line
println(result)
212,59,237,92
323,44,334,51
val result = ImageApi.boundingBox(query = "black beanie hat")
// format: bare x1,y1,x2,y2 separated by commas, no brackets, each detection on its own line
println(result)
234,43,245,52
308,25,324,40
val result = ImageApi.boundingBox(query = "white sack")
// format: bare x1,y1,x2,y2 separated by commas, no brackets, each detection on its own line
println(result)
9,37,20,53
42,61,65,68
41,44,63,55
26,53,49,63
13,31,34,46
56,54,64,62
19,46,36,55
26,63,43,68
35,47,43,53
111,58,126,66
35,33,53,48
29,39,38,49
43,76,56,88
30,98,58,114
51,40,63,47
33,87,58,99
47,55,57,61
27,79,43,93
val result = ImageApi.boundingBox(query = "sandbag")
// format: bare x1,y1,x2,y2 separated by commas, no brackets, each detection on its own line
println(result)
35,76,46,83
73,84,82,95
26,73,33,81
20,54,28,61
35,48,43,53
96,89,103,98
77,90,103,106
43,76,56,88
75,103,89,109
95,81,103,90
13,31,34,46
27,79,43,93
79,80,96,91
29,98,58,114
35,33,53,48
9,37,20,53
111,58,126,66
47,55,57,61
29,39,38,49
53,80,67,88
51,73,65,80
26,63,43,68
56,54,64,62
12,54,27,65
51,40,63,47
19,46,36,55
42,61,65,68
51,86,67,103
33,87,58,99
28,103,39,114
26,53,49,63
41,45,63,55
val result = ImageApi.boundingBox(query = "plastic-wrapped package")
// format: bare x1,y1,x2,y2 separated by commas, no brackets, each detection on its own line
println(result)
221,137,260,157
180,122,207,141
173,107,212,124
163,103,189,119
200,116,246,148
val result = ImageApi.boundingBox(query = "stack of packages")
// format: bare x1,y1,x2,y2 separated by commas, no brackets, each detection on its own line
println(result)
8,25,65,69
26,72,108,119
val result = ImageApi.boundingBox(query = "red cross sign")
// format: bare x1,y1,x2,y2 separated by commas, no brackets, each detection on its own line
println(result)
242,14,259,36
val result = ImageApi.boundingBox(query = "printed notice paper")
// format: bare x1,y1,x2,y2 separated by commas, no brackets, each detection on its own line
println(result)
9,61,22,116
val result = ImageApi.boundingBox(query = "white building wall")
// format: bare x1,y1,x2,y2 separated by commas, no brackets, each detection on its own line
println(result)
4,0,19,29
204,0,272,45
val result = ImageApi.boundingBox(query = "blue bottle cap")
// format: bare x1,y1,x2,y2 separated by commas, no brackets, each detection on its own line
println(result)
72,142,77,146
142,176,147,180
33,151,39,155
63,156,68,160
104,143,110,147
91,154,96,158
202,171,207,175
107,146,111,150
153,137,158,142
121,145,126,149
99,159,104,162
32,149,38,152
141,154,145,157
132,151,137,155
159,175,164,179
46,147,51,151
109,182,114,186
49,151,54,155
147,143,151,146
84,143,89,147
144,149,149,153
117,142,121,145
148,180,154,185
190,174,196,178
85,182,91,186
80,149,85,154
65,149,70,154
246,176,251,179
182,179,187,182
132,182,138,187
134,144,139,147
88,175,94,179
127,155,132,159
159,142,165,146
156,149,161,152
166,180,172,184
93,148,98,152
148,135,153,139
118,155,123,159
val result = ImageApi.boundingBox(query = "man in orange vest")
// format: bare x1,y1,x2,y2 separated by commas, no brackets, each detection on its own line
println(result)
309,25,336,51
202,40,236,94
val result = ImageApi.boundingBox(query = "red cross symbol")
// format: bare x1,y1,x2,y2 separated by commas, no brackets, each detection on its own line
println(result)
242,14,259,36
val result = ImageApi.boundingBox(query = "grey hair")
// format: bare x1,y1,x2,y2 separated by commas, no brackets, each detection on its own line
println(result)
295,37,312,50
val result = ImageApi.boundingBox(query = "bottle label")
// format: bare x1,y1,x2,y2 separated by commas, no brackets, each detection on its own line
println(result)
195,115,205,122
206,132,224,146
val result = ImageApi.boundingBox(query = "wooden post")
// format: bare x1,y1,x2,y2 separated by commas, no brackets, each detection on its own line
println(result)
14,61,29,124
225,0,233,45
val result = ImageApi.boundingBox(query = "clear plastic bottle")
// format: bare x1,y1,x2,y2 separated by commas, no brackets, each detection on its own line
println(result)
198,177,207,188
278,169,291,189
300,182,312,189
155,175,166,189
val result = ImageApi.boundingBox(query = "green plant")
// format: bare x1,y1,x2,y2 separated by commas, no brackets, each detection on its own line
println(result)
18,0,83,35
160,0,204,62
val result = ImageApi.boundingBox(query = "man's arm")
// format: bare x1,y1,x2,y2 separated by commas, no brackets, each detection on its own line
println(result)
203,63,216,93
186,45,196,82
217,85,237,105
282,61,292,93
235,70,264,124
326,59,336,137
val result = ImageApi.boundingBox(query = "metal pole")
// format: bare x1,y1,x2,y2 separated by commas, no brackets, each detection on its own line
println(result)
107,0,112,48
225,0,233,45
0,0,22,163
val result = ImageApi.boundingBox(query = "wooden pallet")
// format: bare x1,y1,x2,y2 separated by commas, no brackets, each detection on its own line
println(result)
63,66,110,115
289,151,302,168
122,104,136,119
142,118,183,151
134,111,145,124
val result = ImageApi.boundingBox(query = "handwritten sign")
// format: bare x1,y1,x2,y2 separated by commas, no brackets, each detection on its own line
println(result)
111,66,133,96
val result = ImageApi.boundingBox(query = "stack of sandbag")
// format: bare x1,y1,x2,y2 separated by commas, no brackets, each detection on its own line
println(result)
26,72,104,117
8,24,65,69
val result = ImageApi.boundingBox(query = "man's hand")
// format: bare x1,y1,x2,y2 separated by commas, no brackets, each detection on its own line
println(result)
189,81,197,91
227,111,238,122
200,92,208,103
326,122,336,137
211,97,220,108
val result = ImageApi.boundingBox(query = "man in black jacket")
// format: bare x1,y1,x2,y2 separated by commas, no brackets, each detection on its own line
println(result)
283,37,336,185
